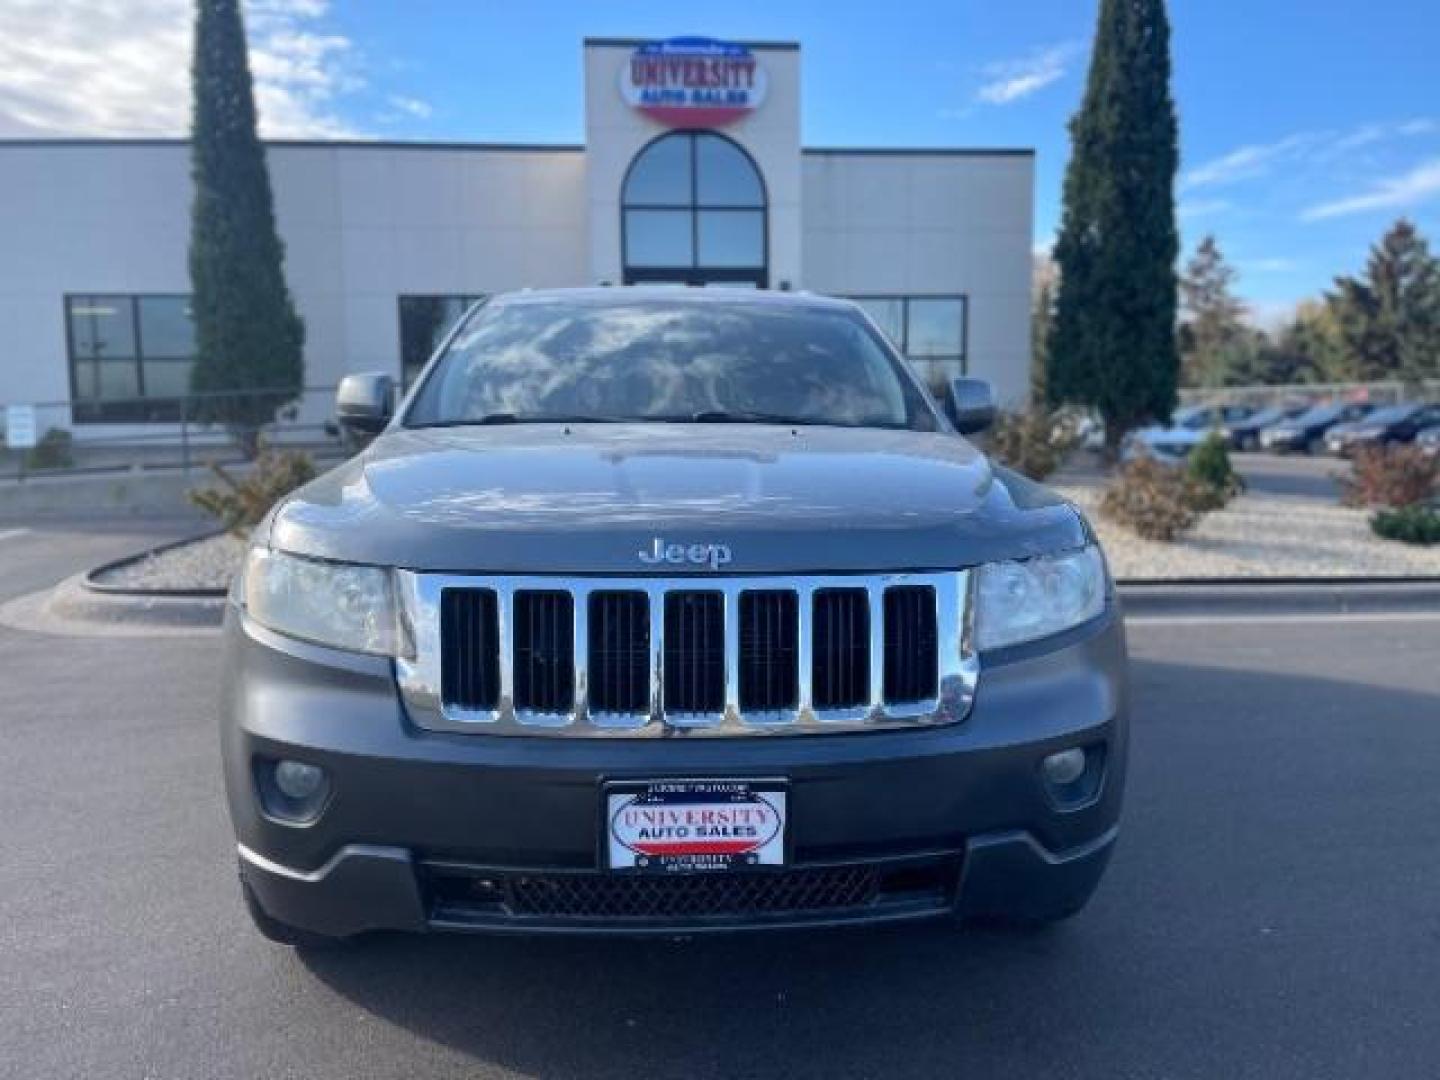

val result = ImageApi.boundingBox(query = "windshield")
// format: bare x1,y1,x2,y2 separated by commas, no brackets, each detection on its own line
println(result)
405,297,939,432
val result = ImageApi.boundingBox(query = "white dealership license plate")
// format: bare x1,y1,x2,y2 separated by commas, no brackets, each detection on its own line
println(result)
605,780,787,873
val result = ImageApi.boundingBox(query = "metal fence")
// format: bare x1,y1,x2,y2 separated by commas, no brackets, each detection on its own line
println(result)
1,385,349,481
1178,379,1440,411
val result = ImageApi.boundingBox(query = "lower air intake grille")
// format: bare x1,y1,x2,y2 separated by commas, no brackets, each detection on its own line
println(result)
440,589,499,710
664,591,724,714
813,588,870,709
423,857,961,925
513,591,574,713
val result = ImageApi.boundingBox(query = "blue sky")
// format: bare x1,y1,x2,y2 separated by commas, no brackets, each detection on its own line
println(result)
2,0,1437,323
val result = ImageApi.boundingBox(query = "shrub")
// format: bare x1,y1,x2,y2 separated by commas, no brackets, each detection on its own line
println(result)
1100,457,1205,542
1370,504,1440,546
1337,444,1439,509
987,408,1080,481
24,427,75,471
189,444,316,534
1185,432,1244,511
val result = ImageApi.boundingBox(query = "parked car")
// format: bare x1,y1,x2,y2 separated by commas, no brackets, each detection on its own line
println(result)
223,289,1128,947
1417,424,1440,456
1260,402,1372,454
1173,404,1254,432
1123,423,1206,463
1221,405,1307,452
1326,402,1440,456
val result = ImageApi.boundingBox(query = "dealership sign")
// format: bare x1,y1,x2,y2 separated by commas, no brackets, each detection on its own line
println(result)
621,37,767,127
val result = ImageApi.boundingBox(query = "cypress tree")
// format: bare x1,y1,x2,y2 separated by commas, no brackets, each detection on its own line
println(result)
188,0,304,457
1047,0,1180,452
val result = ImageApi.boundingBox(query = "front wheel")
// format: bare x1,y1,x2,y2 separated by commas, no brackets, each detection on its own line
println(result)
240,873,349,950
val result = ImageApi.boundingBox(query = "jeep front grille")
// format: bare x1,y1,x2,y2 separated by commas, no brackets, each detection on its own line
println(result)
400,571,976,736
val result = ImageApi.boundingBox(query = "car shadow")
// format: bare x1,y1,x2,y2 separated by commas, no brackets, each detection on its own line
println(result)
296,653,1440,1078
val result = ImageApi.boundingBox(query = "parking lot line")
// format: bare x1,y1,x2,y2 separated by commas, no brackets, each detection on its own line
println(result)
0,528,32,542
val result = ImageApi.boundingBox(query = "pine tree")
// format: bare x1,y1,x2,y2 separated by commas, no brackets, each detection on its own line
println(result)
1047,0,1180,452
188,0,304,457
1179,235,1249,388
1327,219,1440,386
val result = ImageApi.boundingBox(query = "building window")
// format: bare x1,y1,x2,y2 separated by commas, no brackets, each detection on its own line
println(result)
399,295,484,387
66,294,196,423
621,131,767,287
848,295,968,398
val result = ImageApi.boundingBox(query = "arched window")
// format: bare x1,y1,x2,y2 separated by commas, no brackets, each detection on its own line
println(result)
621,131,767,287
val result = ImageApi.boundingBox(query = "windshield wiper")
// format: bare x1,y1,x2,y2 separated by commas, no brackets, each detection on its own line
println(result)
410,413,619,428
685,409,823,425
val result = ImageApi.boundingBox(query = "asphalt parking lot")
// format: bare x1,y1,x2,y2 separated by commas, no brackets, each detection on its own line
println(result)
3,527,1439,1078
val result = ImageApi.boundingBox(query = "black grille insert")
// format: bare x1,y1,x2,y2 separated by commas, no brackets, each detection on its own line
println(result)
813,588,870,709
883,586,939,703
663,591,725,714
425,858,960,924
739,590,798,711
588,591,650,714
440,589,499,710
513,591,574,713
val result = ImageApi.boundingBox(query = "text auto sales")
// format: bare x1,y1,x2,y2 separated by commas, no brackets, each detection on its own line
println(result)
621,804,768,842
628,54,758,107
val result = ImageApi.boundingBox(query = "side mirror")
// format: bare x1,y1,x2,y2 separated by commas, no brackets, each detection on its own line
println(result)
335,373,395,437
946,377,997,435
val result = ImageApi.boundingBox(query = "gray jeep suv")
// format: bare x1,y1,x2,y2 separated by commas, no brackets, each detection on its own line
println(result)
222,288,1128,945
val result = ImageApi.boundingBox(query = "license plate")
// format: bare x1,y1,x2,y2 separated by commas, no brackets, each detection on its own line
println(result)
604,779,787,873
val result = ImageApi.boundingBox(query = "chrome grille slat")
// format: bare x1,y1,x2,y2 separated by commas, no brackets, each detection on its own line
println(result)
398,572,977,737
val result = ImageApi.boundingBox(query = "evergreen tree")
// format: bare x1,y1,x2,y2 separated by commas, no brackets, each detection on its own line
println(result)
188,0,304,457
1047,0,1180,452
1179,235,1249,387
1252,301,1348,385
1327,219,1440,385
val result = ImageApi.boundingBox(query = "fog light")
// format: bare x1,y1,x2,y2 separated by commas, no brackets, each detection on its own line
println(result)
274,759,325,800
1042,748,1087,787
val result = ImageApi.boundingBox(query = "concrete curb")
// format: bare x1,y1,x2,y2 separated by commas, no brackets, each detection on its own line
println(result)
1118,579,1440,617
83,529,229,599
54,572,226,628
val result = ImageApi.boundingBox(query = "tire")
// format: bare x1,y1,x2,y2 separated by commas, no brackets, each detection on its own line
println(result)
1307,436,1325,456
240,873,349,950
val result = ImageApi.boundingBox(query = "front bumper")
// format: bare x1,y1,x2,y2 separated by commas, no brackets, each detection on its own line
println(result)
222,602,1129,936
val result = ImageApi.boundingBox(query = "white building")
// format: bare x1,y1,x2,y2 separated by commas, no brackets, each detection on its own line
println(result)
0,37,1034,437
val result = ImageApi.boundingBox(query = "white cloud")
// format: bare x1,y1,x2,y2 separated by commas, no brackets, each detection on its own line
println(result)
0,0,368,138
1178,198,1233,220
385,95,433,120
1181,133,1319,190
976,42,1083,105
1183,118,1439,190
1301,159,1440,221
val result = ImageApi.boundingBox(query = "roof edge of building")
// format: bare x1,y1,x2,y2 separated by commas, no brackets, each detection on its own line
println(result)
0,137,586,152
803,146,1035,158
583,36,800,50
0,138,1033,158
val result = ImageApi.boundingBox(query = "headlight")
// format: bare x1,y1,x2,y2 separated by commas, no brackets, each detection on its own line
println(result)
975,546,1107,651
241,548,402,656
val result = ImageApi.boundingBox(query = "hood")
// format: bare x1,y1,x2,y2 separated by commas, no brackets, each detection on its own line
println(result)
265,424,1086,574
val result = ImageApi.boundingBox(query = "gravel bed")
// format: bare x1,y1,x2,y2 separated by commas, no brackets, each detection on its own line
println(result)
91,532,248,592
1057,485,1440,579
85,489,1439,590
